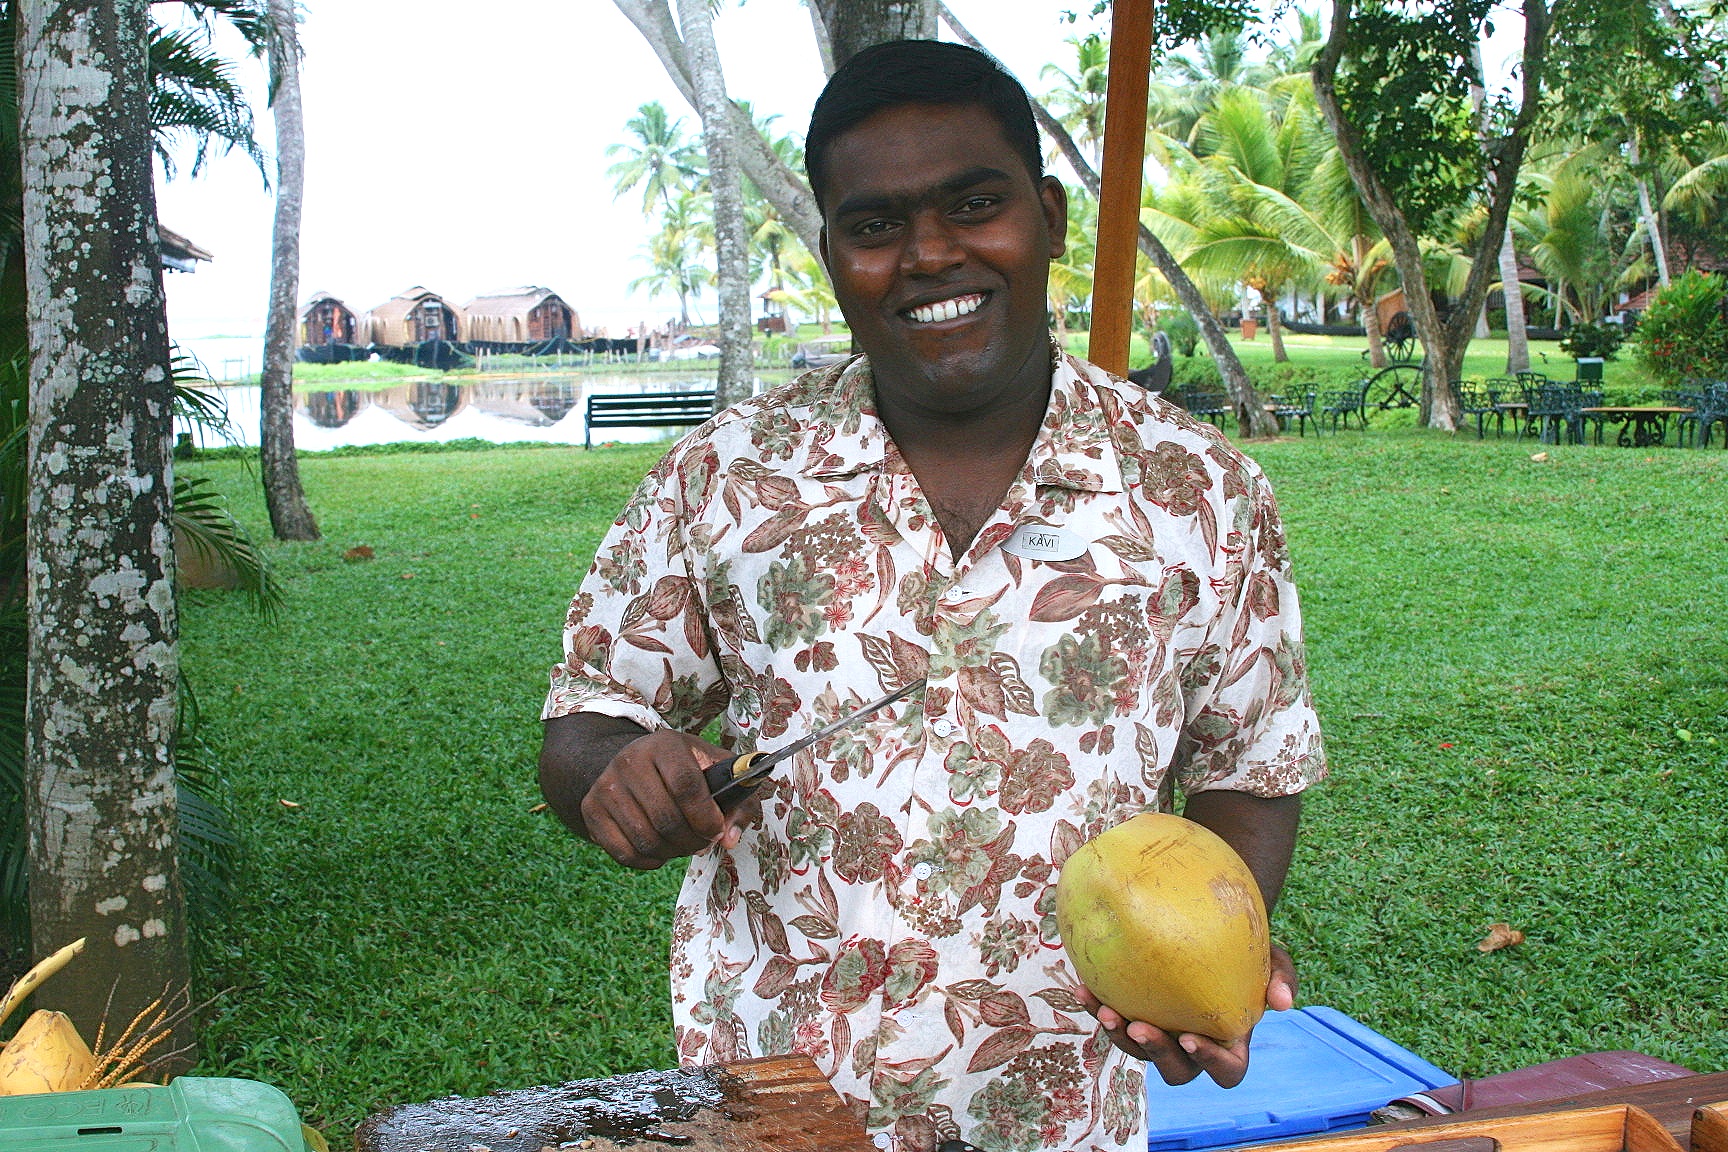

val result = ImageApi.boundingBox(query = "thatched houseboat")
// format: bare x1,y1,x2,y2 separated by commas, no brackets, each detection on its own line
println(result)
301,292,358,348
461,286,579,351
359,286,463,348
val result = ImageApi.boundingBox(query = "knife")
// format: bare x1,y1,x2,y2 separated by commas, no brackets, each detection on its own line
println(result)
704,678,926,802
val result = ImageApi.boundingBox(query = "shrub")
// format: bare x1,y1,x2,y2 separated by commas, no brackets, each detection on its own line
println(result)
1159,311,1201,357
1559,321,1626,361
1633,271,1728,384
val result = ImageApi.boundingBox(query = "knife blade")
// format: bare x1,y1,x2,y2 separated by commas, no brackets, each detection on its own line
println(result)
705,678,926,802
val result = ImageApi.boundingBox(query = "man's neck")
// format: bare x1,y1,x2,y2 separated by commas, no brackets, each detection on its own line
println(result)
874,363,1053,561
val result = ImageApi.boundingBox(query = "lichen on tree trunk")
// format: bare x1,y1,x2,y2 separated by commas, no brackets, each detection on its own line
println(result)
18,0,191,1047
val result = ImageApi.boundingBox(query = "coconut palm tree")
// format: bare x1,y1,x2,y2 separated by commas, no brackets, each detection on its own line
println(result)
1150,28,1279,146
1661,123,1728,264
608,101,704,217
258,0,317,542
1041,34,1110,167
739,109,809,331
0,0,274,962
147,5,270,179
1175,86,1325,361
1156,84,1405,367
631,191,715,328
773,244,839,333
1512,149,1643,328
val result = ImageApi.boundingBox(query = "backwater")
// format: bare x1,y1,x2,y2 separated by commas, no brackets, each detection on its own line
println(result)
177,370,796,452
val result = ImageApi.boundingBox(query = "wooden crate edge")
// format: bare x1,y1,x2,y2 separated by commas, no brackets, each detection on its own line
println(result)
1247,1104,1685,1152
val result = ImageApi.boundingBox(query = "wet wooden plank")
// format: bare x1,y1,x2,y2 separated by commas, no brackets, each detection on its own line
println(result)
353,1055,873,1152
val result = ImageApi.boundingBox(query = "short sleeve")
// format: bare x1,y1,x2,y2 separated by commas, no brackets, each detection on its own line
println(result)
542,455,727,735
1174,464,1327,798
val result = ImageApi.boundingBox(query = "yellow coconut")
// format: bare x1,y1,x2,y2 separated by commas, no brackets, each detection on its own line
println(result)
0,1009,95,1095
1055,812,1270,1044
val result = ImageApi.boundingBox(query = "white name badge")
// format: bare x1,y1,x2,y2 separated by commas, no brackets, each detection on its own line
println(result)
1003,524,1088,562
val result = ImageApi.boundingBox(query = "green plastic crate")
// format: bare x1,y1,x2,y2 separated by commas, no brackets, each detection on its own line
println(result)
0,1077,311,1152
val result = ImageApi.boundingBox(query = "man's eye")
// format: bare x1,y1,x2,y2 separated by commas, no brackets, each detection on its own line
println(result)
854,219,897,237
955,196,999,214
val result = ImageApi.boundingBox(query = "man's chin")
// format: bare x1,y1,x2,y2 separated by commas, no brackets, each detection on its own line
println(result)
875,330,1046,398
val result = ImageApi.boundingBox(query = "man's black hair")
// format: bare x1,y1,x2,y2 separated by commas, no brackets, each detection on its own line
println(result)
805,39,1043,213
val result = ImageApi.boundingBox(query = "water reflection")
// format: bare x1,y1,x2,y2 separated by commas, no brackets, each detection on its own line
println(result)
304,389,362,428
178,372,790,451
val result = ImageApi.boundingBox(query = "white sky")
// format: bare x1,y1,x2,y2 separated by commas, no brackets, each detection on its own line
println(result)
154,0,1113,342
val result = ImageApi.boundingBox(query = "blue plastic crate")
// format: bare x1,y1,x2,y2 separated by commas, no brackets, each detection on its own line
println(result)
1144,1006,1458,1151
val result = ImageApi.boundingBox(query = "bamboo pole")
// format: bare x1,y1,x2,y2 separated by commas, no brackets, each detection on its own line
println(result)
1086,0,1154,376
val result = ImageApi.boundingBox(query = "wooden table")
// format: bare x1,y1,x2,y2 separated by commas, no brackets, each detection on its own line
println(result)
354,1055,876,1152
1580,406,1694,447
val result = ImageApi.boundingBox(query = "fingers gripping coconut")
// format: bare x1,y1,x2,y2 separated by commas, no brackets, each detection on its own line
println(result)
1057,812,1294,1088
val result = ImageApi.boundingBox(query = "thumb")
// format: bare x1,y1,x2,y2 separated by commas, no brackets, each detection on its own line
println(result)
719,793,763,849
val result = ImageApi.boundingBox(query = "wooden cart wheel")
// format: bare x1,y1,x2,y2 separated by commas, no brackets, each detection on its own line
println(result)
1368,363,1423,409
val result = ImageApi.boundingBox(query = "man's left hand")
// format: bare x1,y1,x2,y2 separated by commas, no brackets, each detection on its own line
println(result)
1077,943,1296,1088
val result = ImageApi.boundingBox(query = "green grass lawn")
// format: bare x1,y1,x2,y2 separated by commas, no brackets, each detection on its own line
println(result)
176,424,1727,1138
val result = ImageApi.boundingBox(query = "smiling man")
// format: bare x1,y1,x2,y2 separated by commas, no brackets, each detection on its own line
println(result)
540,39,1325,1152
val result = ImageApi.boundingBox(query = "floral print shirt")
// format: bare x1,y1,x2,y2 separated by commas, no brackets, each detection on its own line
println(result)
544,348,1326,1152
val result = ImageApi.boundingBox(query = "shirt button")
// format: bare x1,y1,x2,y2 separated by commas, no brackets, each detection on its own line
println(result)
930,718,956,738
942,586,967,603
912,861,934,881
872,1135,892,1150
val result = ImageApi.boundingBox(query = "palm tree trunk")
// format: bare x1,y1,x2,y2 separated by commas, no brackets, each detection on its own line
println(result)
1361,293,1388,368
19,0,190,1047
1268,301,1288,362
1499,226,1531,374
677,0,754,409
813,0,936,66
261,0,318,541
1630,137,1670,288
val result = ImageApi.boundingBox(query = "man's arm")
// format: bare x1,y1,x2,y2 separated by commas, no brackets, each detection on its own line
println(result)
539,713,757,870
1182,789,1301,915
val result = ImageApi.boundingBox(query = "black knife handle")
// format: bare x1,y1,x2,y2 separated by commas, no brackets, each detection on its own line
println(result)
704,751,769,800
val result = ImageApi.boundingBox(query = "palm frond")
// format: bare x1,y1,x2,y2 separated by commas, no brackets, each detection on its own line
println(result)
149,24,268,181
172,475,285,622
161,0,273,53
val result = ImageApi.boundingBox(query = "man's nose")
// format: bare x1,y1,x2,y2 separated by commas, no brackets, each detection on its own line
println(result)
900,211,964,275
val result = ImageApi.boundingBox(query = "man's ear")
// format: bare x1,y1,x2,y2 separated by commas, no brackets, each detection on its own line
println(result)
818,225,831,274
1040,176,1068,259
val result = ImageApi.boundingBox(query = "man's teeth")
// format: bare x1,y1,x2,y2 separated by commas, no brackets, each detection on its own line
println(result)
907,294,984,324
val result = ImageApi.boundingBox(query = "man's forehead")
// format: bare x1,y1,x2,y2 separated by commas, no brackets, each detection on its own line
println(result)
821,102,1028,201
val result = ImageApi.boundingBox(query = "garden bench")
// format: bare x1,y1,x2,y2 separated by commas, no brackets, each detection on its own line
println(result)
1269,390,1319,437
1451,379,1500,439
1672,381,1728,448
1174,388,1230,427
1320,382,1370,431
1521,383,1601,445
584,389,717,449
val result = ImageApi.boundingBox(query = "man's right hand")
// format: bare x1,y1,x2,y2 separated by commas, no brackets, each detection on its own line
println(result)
539,713,760,870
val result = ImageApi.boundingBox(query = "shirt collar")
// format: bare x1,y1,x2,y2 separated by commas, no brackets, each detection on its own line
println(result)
796,342,1125,494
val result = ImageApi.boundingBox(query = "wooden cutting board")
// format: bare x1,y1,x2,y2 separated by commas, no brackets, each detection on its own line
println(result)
353,1055,875,1152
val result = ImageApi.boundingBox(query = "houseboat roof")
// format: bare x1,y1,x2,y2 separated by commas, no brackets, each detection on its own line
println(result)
158,224,213,273
363,287,460,325
462,286,569,314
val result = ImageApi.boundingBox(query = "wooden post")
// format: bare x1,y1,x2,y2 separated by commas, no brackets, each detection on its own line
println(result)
1087,0,1155,377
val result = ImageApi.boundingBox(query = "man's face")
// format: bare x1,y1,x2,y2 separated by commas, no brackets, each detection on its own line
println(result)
818,102,1066,412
